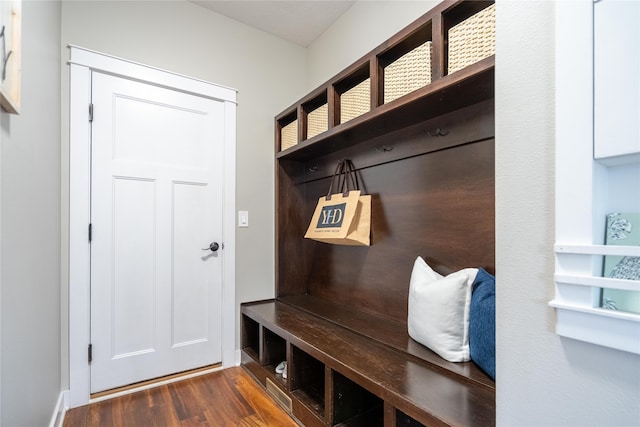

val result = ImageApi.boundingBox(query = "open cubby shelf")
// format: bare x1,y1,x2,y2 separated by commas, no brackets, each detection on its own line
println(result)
277,57,494,161
276,0,495,159
291,345,325,416
241,315,260,362
243,1,496,426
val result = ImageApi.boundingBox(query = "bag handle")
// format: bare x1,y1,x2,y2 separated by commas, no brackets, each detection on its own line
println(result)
325,159,346,200
326,159,362,199
340,159,360,195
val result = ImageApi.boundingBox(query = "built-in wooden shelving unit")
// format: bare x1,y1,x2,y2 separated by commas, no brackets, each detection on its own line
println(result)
243,1,497,425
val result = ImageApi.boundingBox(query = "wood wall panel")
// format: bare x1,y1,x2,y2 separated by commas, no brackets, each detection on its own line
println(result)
299,139,494,323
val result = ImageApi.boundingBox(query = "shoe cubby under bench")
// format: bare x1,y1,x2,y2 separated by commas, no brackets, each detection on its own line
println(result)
240,298,495,427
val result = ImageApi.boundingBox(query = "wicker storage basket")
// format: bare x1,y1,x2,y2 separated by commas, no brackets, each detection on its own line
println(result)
340,78,370,124
384,41,432,104
448,3,495,74
307,103,328,139
280,119,298,151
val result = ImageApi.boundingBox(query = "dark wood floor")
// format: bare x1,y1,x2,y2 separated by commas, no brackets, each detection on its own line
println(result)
63,367,299,427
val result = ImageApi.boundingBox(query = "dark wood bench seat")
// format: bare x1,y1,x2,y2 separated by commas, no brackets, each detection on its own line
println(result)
279,294,495,390
241,298,495,427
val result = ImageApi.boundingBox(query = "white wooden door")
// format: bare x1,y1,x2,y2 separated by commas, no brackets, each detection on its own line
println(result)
90,71,224,393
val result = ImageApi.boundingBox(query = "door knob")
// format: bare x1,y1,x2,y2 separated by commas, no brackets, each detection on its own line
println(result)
202,242,220,252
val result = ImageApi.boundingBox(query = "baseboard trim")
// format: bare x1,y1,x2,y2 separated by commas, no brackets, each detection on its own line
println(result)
49,390,69,427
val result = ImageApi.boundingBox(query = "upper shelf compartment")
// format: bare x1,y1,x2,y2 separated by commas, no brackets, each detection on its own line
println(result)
276,0,495,161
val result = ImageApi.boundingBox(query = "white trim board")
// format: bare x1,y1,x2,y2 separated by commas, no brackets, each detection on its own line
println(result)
68,46,237,407
67,45,237,103
48,391,68,427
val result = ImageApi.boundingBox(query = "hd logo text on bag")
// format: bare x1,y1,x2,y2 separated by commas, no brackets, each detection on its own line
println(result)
317,203,346,228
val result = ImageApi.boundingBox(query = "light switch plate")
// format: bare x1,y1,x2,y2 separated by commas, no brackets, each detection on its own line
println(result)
238,210,249,227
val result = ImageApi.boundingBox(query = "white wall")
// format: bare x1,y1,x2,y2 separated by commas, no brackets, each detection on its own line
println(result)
496,1,639,426
0,1,62,426
60,0,307,388
307,1,438,90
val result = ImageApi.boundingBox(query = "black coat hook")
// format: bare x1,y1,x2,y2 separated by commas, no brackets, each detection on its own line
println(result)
428,128,449,137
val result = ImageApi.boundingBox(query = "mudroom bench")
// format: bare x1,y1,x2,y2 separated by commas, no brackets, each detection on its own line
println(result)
241,1,497,425
241,297,495,426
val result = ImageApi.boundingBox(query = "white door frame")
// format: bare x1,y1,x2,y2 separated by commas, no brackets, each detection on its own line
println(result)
68,45,237,408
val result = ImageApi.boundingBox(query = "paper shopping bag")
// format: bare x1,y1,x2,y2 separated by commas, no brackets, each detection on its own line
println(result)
304,159,371,246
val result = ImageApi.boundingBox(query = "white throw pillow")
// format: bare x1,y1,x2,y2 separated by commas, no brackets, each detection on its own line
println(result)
407,256,478,362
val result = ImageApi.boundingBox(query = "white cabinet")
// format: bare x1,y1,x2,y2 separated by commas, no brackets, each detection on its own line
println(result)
594,0,640,162
551,0,640,355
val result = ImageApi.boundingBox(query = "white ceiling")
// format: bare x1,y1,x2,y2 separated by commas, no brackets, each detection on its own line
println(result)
190,1,356,47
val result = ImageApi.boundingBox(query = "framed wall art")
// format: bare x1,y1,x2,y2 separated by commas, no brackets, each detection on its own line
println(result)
0,0,21,114
602,212,640,314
